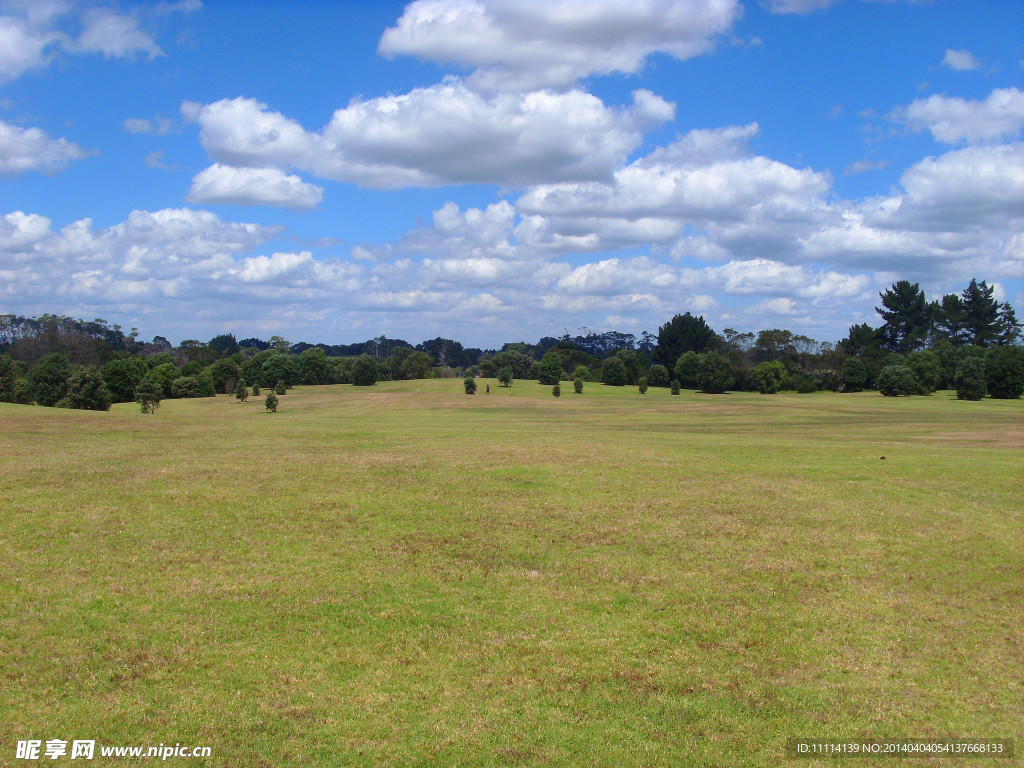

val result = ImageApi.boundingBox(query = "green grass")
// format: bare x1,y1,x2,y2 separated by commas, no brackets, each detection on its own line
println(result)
1,381,1021,766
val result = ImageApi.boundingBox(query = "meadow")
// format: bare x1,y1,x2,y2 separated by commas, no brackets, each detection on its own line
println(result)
1,380,1021,767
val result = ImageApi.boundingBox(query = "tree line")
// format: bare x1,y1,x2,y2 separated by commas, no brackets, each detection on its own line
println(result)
0,277,1021,411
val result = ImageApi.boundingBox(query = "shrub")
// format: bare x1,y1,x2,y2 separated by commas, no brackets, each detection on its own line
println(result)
841,357,867,392
134,380,162,414
673,351,700,389
275,380,286,395
877,364,916,397
234,379,249,402
792,374,818,394
573,377,583,394
751,360,786,394
986,347,1024,399
647,364,670,387
350,355,378,387
265,391,279,412
538,351,563,385
56,367,112,411
498,366,513,387
572,365,590,382
252,383,260,396
696,352,733,394
638,377,648,394
464,376,477,395
954,358,987,401
30,352,72,406
552,384,560,397
670,379,680,395
601,357,627,386
170,376,201,399
907,350,943,395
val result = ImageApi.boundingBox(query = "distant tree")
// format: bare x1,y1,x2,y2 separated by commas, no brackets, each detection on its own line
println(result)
170,376,201,398
996,302,1021,345
572,365,590,382
268,335,291,353
100,355,147,402
876,280,930,354
985,347,1024,399
134,380,162,414
464,376,477,395
954,358,987,401
261,353,300,389
497,366,513,387
877,365,917,397
400,350,434,380
265,391,279,412
552,384,560,397
573,377,583,394
751,360,786,394
351,354,379,387
652,313,718,368
251,383,260,396
647,363,669,387
841,357,867,392
961,278,1000,347
299,347,332,385
537,350,563,385
932,293,969,346
56,367,111,411
0,354,32,404
208,358,243,393
275,380,286,395
673,351,700,389
196,370,217,397
906,350,943,395
670,379,681,395
208,333,239,357
234,379,249,402
143,362,179,398
601,357,627,386
696,352,733,394
30,352,72,406
638,377,648,394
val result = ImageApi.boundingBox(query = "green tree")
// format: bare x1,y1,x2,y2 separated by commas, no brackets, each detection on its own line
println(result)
573,377,583,394
261,353,300,389
251,382,260,396
464,376,477,394
673,351,700,389
696,352,733,394
552,383,560,397
876,280,930,354
996,302,1021,345
751,360,786,394
537,350,563,385
985,347,1024,399
670,379,681,395
265,391,279,412
350,355,379,387
0,354,32,404
208,358,243,393
234,379,249,402
134,380,162,414
647,364,669,387
100,355,147,402
638,377,648,394
299,347,331,385
961,278,1001,347
841,357,867,392
497,366,513,387
56,367,112,410
601,357,627,386
932,293,969,346
877,365,917,397
275,380,286,395
143,362,179,398
906,350,943,395
30,352,72,406
572,365,590,382
652,313,718,368
400,351,433,380
208,333,239,357
953,358,987,401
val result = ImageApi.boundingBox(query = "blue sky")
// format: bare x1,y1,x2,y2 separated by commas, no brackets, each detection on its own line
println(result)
1,0,1022,348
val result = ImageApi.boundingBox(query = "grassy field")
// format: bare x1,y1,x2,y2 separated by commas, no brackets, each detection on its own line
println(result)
1,380,1021,767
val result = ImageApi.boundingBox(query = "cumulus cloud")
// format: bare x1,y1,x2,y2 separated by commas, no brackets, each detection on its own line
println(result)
73,8,163,59
378,0,741,91
0,8,61,82
184,86,674,190
941,49,981,71
892,87,1024,144
0,118,93,176
187,164,324,210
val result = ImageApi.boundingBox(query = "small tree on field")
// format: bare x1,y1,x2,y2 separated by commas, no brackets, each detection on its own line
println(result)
696,352,733,394
877,365,916,397
170,376,201,399
638,377,648,394
464,376,477,394
552,384,561,397
538,351,563,385
842,357,867,392
265,391,279,412
670,379,681,395
953,358,987,401
751,360,786,394
574,377,583,394
907,350,943,395
647,364,670,387
572,365,590,382
134,380,162,414
498,366,513,387
235,379,249,402
275,380,286,395
252,383,260,396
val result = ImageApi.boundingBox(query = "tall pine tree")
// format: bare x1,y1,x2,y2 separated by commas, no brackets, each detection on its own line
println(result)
876,281,930,354
961,278,1000,347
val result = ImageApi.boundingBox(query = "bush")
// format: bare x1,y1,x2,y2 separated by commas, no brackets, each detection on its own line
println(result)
134,380,162,414
841,357,867,392
350,355,378,387
56,367,112,411
673,351,700,389
275,380,286,395
265,391,279,412
464,376,477,395
907,350,943,395
670,379,680,395
572,365,590,382
696,352,733,394
170,376,201,398
552,384,560,397
638,377,648,394
792,374,818,394
751,360,786,394
252,383,260,396
234,379,249,402
877,365,916,397
573,377,583,394
30,352,72,406
647,364,669,387
954,358,987,401
986,347,1024,399
601,357,627,386
538,351,563,385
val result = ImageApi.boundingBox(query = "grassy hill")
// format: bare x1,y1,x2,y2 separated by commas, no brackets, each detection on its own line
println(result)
1,381,1021,766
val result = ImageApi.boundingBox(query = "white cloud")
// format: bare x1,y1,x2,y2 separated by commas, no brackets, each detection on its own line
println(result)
123,116,177,135
0,118,93,176
766,0,839,14
941,49,981,71
378,0,741,91
74,8,163,59
187,164,324,210
0,210,52,251
0,10,61,82
892,87,1024,144
185,86,674,189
